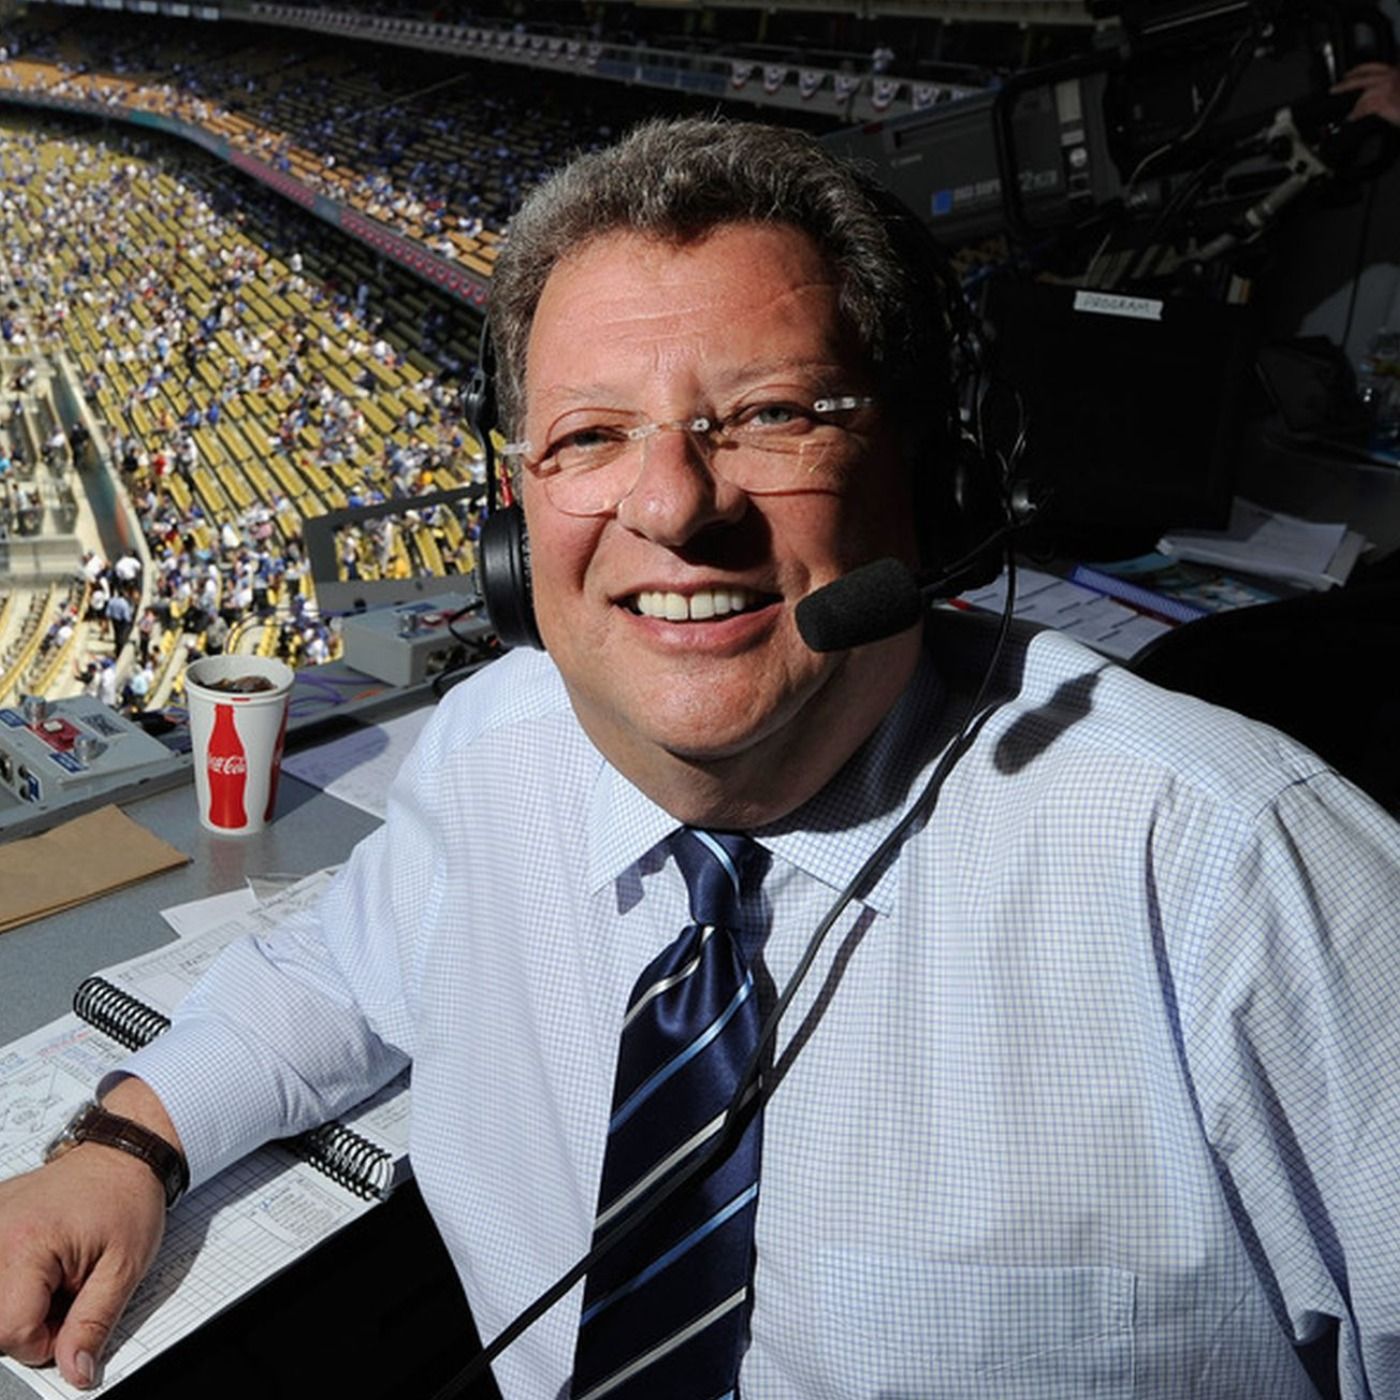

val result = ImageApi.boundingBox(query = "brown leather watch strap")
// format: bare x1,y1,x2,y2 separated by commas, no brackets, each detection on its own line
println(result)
45,1101,189,1208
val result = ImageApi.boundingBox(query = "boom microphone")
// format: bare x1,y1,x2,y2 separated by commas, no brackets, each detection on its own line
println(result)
796,558,926,653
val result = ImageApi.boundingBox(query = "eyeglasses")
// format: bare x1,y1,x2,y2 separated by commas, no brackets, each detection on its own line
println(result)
502,394,875,517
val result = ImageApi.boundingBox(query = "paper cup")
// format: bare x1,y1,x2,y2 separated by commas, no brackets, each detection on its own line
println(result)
185,655,294,836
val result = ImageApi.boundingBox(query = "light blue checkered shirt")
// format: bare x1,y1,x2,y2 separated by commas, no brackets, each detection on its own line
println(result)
127,611,1400,1399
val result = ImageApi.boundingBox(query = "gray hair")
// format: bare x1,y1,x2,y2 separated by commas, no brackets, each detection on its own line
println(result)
487,116,955,443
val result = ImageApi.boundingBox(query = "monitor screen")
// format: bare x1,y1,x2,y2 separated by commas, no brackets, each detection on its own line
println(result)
982,281,1255,558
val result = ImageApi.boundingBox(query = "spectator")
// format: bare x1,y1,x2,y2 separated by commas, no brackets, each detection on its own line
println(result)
106,589,134,655
95,656,117,707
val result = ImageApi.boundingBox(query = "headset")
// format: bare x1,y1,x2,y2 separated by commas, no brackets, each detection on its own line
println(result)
464,187,1028,654
465,325,543,649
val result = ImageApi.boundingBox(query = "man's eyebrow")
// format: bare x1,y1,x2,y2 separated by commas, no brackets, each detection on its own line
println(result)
535,360,854,409
534,383,626,411
709,359,852,392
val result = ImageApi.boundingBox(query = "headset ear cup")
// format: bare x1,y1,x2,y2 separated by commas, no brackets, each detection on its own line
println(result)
919,434,1006,597
466,315,542,648
478,503,542,650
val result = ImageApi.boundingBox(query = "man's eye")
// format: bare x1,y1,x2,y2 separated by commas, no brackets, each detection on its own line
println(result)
562,427,616,450
730,402,815,434
544,426,627,468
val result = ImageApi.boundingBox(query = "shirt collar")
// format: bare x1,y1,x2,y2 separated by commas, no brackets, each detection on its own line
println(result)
754,648,945,915
587,758,682,895
585,646,947,918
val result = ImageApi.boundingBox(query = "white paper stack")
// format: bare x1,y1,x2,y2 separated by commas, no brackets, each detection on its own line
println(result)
1160,498,1367,591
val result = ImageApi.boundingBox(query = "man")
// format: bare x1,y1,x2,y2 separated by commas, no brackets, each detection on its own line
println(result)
3,118,1400,1398
113,551,141,587
104,588,134,658
43,426,66,470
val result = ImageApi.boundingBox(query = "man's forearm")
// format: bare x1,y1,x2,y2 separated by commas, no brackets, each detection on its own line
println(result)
100,1075,185,1157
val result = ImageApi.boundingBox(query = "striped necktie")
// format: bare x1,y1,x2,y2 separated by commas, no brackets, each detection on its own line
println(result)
572,828,763,1400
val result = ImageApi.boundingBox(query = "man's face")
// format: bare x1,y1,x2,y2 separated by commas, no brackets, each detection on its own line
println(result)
520,222,924,821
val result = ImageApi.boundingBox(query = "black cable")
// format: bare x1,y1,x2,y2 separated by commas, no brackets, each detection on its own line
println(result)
1129,23,1259,187
1087,22,1260,288
430,551,1021,1400
1127,146,1242,285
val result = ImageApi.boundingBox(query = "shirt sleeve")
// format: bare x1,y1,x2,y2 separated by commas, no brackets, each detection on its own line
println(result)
1179,770,1400,1398
113,716,451,1191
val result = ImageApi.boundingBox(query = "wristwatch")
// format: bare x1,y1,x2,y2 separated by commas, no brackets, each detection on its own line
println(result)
44,1101,189,1209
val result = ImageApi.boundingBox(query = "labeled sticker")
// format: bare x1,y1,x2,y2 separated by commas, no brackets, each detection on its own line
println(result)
1073,289,1163,322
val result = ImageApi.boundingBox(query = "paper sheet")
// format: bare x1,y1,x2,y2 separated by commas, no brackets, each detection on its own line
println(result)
104,870,337,1017
159,885,260,938
958,566,1171,660
1160,498,1366,589
279,706,434,820
158,868,335,948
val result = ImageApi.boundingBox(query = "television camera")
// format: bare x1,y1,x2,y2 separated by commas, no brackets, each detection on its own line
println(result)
826,0,1398,289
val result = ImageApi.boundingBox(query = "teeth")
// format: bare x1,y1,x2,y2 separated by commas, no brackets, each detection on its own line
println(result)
634,588,756,621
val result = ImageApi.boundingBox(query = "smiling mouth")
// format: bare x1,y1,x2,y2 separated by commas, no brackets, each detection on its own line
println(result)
626,587,775,621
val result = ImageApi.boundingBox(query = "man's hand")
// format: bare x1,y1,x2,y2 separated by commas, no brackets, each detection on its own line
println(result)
1333,62,1400,127
0,1080,178,1389
0,1149,165,1388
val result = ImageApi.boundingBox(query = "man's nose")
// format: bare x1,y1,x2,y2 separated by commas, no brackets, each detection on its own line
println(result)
614,425,748,545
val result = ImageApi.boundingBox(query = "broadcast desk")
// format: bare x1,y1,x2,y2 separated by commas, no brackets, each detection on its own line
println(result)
0,705,501,1400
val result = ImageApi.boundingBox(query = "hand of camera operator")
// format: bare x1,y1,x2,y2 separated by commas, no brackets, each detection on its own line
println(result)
0,1078,177,1389
1333,61,1400,128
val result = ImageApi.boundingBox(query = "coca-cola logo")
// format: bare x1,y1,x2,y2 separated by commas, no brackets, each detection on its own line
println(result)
209,754,248,776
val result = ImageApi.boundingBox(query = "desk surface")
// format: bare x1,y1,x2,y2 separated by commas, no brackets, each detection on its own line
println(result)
0,772,382,1047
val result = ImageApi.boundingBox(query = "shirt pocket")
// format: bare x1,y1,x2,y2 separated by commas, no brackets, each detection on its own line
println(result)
811,1250,1136,1398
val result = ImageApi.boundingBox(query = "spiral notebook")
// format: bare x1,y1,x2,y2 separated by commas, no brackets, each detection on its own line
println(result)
0,871,412,1398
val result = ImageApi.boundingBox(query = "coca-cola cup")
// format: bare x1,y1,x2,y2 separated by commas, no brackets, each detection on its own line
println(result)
184,654,295,837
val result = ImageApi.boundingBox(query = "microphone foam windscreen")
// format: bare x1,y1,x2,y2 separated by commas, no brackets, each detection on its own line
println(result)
795,558,924,653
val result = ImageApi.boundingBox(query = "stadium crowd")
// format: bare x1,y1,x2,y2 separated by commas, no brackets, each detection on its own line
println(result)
0,12,648,269
0,113,486,707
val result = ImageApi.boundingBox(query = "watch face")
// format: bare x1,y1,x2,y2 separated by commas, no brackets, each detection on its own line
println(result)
40,1100,188,1208
43,1101,99,1163
42,1126,77,1161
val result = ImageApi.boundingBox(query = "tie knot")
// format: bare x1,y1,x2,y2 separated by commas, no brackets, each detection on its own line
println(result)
672,828,756,928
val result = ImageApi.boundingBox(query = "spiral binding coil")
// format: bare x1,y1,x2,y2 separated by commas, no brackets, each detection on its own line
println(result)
284,1121,395,1201
73,976,171,1051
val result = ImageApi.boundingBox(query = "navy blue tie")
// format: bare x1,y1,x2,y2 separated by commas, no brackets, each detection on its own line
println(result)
572,828,763,1400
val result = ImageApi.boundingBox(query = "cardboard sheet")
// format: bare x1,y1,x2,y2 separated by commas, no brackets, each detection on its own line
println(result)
0,805,189,934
